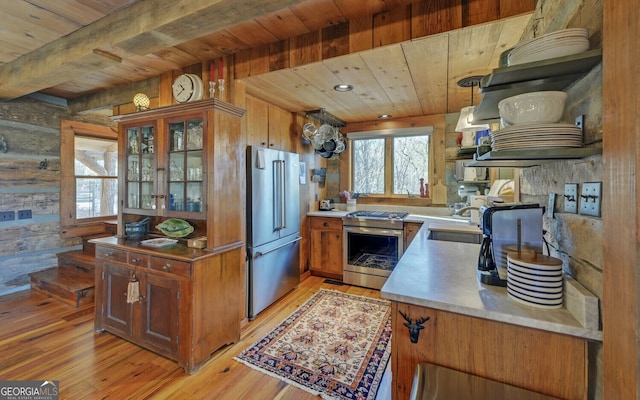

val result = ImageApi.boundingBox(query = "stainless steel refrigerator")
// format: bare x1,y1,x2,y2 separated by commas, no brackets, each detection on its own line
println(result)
246,146,301,319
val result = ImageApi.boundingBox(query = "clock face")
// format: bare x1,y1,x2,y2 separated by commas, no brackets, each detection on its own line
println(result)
172,74,194,103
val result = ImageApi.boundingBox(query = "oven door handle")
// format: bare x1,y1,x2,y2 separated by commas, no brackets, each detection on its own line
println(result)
343,225,404,237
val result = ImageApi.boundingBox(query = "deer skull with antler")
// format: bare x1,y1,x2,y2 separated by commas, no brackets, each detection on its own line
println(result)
399,310,431,344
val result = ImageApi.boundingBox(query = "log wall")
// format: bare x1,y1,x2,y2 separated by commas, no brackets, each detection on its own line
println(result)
0,96,113,294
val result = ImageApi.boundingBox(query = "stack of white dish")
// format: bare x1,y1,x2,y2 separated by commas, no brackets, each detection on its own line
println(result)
491,123,582,150
507,28,590,66
507,252,563,309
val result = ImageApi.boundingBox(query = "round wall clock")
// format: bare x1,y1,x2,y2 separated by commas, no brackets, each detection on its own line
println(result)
172,74,203,103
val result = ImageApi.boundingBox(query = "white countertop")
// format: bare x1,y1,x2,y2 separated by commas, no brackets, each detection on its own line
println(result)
307,210,477,227
307,210,349,217
380,224,602,341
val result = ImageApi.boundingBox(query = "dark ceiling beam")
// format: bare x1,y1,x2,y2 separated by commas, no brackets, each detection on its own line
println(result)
67,77,160,114
0,0,309,101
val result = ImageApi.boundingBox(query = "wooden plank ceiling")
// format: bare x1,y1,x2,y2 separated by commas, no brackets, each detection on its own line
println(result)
0,0,532,123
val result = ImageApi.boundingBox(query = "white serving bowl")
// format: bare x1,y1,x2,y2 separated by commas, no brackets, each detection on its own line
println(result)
498,91,567,125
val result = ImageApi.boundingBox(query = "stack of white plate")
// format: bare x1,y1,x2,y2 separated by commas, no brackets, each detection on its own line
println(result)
508,28,589,66
490,123,582,151
507,252,563,309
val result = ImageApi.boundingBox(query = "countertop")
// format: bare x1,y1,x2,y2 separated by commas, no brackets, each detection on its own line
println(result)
89,236,240,261
307,210,479,230
380,225,602,341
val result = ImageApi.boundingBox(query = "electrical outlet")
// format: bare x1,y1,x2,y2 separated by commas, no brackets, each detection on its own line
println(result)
564,183,578,213
0,211,15,221
18,209,32,219
579,182,602,217
575,115,584,132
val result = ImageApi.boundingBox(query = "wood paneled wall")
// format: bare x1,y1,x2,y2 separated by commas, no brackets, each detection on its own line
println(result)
233,0,535,79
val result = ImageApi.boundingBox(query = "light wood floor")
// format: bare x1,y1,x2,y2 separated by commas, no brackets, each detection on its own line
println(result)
0,276,386,399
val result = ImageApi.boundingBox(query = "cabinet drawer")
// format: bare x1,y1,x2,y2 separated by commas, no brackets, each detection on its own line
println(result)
96,246,128,263
310,217,342,231
128,252,149,268
149,257,191,278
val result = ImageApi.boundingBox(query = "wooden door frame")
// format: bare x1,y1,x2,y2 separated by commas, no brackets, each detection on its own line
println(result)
60,120,118,238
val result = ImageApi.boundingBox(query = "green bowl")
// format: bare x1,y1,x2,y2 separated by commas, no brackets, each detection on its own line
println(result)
156,218,194,238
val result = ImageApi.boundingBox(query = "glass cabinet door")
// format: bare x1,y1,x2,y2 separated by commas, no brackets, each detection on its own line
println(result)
168,119,204,214
126,126,156,211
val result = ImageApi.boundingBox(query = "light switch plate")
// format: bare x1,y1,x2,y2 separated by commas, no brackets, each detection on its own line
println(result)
547,193,555,218
564,183,578,213
579,182,602,217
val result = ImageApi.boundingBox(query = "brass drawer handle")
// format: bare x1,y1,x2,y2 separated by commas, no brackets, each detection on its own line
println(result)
162,263,172,271
323,222,329,227
104,252,114,257
131,257,140,265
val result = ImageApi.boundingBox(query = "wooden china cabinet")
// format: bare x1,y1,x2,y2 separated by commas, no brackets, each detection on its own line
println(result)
93,99,246,374
113,98,245,251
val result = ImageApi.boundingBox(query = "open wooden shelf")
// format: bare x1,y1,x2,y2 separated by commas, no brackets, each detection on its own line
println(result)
475,49,603,121
465,147,602,167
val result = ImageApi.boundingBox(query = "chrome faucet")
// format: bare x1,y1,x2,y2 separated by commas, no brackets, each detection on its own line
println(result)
453,206,479,217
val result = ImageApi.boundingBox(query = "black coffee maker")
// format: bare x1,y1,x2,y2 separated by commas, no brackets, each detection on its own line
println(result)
477,204,544,286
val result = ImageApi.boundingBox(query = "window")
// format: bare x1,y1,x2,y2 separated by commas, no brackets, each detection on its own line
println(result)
352,138,385,194
393,135,429,195
60,120,118,238
351,128,431,197
74,136,118,219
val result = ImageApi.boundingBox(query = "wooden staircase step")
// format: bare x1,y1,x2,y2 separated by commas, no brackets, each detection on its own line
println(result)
57,250,96,272
29,265,95,308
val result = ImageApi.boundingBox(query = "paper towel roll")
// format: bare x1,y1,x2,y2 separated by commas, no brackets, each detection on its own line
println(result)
470,195,486,224
463,168,477,181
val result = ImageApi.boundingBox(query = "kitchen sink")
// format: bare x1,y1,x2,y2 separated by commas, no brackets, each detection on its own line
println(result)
425,219,482,244
427,230,482,244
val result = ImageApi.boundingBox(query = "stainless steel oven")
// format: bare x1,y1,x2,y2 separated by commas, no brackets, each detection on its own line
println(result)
342,211,408,289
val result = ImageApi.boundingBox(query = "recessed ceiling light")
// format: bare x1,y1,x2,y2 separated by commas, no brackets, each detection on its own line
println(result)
378,114,392,119
333,84,353,92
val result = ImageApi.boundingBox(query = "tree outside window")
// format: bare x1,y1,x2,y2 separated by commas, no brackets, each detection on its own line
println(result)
393,135,429,195
352,131,430,197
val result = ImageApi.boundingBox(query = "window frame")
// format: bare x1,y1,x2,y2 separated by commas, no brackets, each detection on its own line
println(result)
347,127,434,205
60,120,118,238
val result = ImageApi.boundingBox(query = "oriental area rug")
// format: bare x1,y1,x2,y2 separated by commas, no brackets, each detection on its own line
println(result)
234,289,392,400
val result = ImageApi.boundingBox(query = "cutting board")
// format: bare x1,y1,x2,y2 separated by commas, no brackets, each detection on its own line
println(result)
431,177,447,204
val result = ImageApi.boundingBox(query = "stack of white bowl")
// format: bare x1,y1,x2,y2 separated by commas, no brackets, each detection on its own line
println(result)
507,251,563,309
507,28,590,66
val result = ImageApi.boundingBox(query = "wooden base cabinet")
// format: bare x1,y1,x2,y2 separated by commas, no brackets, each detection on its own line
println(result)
309,217,343,280
391,301,588,400
403,222,423,250
101,261,179,354
94,239,243,374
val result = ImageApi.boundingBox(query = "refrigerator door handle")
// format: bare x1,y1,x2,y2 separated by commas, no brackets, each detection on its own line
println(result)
254,236,302,258
273,159,283,231
280,159,287,230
